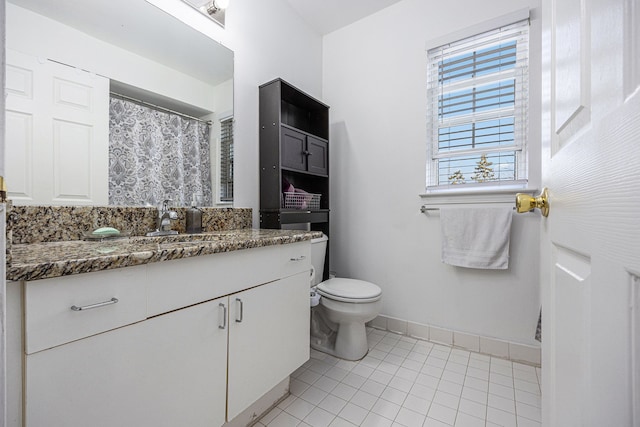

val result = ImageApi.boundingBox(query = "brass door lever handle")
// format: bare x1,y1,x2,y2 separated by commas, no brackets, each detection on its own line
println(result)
515,188,550,217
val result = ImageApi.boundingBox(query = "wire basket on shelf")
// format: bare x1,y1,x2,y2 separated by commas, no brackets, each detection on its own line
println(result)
282,192,321,210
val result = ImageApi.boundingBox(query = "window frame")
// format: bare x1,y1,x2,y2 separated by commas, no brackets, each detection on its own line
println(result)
424,9,531,195
218,115,234,203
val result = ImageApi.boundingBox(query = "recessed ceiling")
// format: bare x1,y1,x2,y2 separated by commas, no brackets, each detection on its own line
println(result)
285,0,404,35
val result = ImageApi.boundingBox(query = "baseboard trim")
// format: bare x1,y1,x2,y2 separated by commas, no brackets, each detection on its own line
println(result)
225,378,290,427
368,315,541,367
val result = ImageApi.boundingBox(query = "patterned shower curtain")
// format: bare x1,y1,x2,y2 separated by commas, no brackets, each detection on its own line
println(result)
108,97,212,206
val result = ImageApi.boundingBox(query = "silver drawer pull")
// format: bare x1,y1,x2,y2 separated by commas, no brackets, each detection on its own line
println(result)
71,297,119,311
219,303,227,329
290,255,306,261
235,298,243,323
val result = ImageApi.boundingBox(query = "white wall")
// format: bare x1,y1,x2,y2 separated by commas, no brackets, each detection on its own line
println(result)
323,0,542,345
216,0,324,221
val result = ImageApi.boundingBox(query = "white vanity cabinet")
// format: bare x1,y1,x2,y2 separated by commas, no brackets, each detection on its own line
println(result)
227,271,310,420
11,241,311,427
25,297,229,427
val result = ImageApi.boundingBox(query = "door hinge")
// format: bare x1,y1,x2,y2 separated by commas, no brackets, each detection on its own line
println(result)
0,176,6,203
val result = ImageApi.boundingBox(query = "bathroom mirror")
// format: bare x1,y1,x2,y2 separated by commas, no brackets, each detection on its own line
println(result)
5,0,234,206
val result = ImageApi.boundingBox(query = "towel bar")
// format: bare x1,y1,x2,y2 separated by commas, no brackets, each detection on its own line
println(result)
420,206,517,213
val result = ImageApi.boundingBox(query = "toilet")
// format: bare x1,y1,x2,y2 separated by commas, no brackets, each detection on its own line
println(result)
310,234,382,361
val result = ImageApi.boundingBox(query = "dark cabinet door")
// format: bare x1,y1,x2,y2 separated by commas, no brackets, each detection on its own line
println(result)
307,136,328,176
281,127,307,172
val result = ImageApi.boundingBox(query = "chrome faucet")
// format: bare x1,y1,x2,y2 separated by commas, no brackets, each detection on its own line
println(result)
158,199,179,231
146,199,179,237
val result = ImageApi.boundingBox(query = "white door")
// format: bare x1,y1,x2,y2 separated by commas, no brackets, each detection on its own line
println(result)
5,49,109,205
540,0,640,425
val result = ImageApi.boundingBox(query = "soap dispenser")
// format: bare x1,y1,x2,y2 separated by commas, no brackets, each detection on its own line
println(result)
185,195,202,234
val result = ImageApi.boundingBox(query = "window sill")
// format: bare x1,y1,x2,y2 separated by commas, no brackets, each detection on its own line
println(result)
420,182,536,206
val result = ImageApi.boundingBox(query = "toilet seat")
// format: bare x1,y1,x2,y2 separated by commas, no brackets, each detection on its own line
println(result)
317,278,382,303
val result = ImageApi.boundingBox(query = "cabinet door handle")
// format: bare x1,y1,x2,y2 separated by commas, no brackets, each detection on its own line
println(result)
218,303,227,329
235,298,243,323
290,255,306,261
70,297,118,311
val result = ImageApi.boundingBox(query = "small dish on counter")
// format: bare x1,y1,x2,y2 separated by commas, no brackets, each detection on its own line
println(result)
83,229,131,241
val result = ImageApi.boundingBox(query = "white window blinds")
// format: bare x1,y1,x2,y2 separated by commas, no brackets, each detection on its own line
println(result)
426,19,529,188
219,117,233,202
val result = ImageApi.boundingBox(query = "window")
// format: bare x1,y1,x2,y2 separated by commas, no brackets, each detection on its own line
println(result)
426,19,529,190
219,117,234,202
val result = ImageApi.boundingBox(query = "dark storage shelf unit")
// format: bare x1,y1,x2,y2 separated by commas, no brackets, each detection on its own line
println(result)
280,84,329,139
281,125,328,177
259,78,330,280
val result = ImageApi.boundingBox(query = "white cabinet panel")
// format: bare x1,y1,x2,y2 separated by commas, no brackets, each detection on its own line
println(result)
279,240,312,278
147,242,311,316
24,266,147,354
25,297,228,427
227,271,310,420
6,282,24,427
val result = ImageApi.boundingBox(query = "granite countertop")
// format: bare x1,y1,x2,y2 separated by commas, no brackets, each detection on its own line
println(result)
8,229,323,282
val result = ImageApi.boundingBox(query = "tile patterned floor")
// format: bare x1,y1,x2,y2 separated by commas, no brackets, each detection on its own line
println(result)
256,328,541,427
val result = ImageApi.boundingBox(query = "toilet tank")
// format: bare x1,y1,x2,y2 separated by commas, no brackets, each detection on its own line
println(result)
310,234,328,286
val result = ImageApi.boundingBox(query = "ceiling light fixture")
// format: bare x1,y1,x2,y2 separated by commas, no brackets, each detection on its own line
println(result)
181,0,229,27
203,0,228,16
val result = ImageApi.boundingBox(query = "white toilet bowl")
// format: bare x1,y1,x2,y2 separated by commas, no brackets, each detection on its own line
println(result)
315,278,382,360
310,235,382,361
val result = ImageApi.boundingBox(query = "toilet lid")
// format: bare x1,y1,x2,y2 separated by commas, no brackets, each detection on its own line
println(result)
317,278,382,302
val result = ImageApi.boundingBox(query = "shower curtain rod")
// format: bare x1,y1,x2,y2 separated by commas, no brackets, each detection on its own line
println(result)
109,92,213,125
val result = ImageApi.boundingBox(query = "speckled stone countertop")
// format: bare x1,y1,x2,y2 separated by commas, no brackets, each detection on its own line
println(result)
8,205,253,244
8,229,323,282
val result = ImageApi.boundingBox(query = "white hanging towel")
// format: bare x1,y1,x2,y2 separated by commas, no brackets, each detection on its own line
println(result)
440,207,513,269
